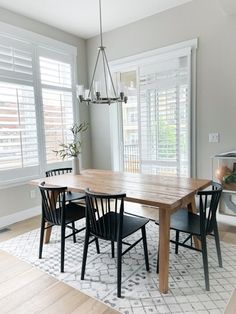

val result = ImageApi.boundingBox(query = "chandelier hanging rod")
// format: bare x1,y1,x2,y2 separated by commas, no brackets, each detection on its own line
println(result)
77,0,128,105
99,0,103,48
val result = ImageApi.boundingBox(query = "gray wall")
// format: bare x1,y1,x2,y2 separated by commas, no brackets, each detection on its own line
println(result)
0,7,90,218
1,0,236,220
87,0,236,179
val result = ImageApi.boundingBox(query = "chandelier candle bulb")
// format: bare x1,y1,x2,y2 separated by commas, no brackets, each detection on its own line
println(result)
94,81,101,92
85,89,90,99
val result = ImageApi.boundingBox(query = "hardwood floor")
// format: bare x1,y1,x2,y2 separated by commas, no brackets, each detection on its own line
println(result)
0,250,117,314
0,205,235,313
224,288,236,314
0,216,118,314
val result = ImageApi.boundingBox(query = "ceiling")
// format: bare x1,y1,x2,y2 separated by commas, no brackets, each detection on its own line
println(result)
0,0,192,39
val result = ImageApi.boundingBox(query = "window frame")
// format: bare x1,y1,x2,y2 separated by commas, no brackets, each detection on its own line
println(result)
109,39,198,178
0,22,78,189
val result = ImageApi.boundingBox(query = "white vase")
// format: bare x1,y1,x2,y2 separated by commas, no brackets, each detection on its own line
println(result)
72,157,80,175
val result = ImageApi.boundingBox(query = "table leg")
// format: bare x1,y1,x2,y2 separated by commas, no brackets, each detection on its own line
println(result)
187,197,201,250
159,208,170,294
44,222,52,244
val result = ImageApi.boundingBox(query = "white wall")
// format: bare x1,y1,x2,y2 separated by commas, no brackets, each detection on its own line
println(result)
0,7,91,219
87,0,236,179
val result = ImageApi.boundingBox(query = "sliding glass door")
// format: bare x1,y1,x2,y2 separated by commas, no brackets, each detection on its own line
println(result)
116,47,192,177
119,71,140,173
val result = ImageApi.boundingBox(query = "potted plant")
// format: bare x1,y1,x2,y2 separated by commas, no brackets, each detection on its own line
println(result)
53,121,88,175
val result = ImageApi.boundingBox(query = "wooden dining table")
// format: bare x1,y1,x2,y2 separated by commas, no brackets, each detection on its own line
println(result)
31,169,211,294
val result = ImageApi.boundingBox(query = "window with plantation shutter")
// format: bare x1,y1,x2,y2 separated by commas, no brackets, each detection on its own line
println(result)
0,33,40,183
39,56,74,164
0,82,38,171
139,54,190,176
0,23,77,186
111,41,196,177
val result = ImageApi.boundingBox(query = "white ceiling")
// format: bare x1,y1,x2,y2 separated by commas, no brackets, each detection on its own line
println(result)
0,0,192,39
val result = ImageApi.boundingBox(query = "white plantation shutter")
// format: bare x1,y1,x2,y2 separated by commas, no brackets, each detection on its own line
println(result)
0,34,40,182
40,57,72,88
0,35,33,83
139,50,190,177
42,89,73,163
111,40,196,175
39,54,74,164
0,25,77,186
0,82,38,170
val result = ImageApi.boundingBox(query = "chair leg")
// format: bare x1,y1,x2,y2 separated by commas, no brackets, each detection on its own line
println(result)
214,224,223,267
141,226,149,271
95,238,100,254
72,222,76,243
156,243,159,274
201,235,210,291
39,218,45,259
117,240,122,298
61,223,66,273
175,230,179,254
81,229,90,280
111,241,115,258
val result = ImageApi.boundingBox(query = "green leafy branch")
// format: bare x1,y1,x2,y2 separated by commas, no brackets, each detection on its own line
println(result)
53,122,88,159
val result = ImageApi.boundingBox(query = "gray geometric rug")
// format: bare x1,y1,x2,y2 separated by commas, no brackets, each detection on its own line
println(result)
0,220,235,314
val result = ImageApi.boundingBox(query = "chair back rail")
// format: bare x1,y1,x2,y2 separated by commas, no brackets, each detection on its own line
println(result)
39,182,67,225
46,168,72,177
85,189,126,241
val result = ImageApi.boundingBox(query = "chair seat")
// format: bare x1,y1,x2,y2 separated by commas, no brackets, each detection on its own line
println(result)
48,203,85,225
93,212,149,241
66,191,85,202
65,203,86,223
170,208,201,236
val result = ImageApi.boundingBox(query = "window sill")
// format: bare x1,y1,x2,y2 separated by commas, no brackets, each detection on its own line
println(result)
0,175,41,190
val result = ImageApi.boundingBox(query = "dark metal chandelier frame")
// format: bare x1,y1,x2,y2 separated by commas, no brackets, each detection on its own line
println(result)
78,0,127,105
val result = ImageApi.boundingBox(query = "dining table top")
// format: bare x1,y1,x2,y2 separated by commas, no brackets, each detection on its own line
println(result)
31,169,211,211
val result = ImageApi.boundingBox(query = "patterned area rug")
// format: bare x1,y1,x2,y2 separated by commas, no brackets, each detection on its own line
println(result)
0,220,235,314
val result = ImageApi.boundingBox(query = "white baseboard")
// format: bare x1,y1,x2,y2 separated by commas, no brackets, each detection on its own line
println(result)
0,206,41,229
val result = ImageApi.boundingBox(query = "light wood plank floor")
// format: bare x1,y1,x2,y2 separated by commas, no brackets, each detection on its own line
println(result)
0,204,235,313
224,288,236,314
0,216,119,314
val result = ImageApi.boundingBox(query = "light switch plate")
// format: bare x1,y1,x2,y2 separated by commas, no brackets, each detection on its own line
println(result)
209,133,220,143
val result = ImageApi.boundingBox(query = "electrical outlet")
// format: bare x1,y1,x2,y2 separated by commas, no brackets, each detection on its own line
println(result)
209,133,220,143
30,189,36,199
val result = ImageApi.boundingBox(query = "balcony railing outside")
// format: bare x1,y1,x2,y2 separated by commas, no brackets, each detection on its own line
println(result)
123,144,188,176
123,144,140,173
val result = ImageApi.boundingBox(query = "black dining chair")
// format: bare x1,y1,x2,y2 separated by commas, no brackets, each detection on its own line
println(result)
156,182,223,291
46,167,85,202
81,189,150,298
38,182,99,272
46,167,73,177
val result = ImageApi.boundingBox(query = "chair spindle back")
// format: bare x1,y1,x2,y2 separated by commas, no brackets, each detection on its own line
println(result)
46,168,72,177
85,189,126,241
198,182,222,234
39,182,67,225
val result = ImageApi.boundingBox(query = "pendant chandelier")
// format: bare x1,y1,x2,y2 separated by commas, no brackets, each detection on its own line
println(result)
78,0,127,105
